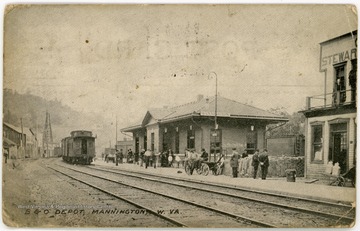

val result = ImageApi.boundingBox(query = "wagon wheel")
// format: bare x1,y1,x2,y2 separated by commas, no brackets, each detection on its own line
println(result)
330,177,344,186
185,162,192,175
212,166,218,176
196,165,203,175
201,163,210,176
338,176,346,187
330,179,340,186
216,165,223,175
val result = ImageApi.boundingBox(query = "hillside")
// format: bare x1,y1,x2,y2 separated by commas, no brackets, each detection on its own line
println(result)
3,89,116,154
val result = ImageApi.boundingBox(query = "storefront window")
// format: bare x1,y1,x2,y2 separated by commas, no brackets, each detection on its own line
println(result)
333,64,346,105
311,125,323,163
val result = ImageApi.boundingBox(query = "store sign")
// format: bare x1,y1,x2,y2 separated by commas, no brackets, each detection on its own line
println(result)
321,48,357,68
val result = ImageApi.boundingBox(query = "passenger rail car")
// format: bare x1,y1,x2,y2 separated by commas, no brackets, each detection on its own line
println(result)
61,130,96,165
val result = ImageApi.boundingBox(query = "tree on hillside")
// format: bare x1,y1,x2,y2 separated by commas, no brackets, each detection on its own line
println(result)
266,107,305,138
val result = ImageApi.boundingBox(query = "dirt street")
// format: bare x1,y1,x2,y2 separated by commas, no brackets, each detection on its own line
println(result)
2,158,155,228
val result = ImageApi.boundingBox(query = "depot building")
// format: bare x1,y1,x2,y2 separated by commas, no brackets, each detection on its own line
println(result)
121,95,288,161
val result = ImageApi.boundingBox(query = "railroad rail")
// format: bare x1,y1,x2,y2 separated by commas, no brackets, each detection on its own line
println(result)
47,164,273,228
89,165,355,222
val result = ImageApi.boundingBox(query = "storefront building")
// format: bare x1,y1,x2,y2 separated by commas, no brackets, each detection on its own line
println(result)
302,31,357,178
121,95,288,161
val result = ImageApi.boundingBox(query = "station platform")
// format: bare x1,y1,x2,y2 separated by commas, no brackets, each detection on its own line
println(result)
93,159,356,205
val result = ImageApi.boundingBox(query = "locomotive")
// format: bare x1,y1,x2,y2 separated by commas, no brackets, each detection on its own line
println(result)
61,130,96,165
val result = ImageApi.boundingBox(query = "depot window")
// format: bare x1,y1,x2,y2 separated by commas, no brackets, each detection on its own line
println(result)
311,124,324,163
144,133,147,150
187,129,195,149
151,132,155,151
175,130,180,153
210,129,222,159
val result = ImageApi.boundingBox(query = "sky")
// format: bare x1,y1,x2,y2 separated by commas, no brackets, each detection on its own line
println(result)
3,3,358,133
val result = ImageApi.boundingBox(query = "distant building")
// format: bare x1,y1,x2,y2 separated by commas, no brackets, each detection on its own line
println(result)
3,123,19,159
3,122,24,147
3,122,40,159
301,30,357,178
23,128,40,158
121,95,288,161
115,138,134,153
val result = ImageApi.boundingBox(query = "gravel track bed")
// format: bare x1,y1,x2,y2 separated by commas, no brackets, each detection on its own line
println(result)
3,159,177,227
47,166,178,227
52,164,259,228
95,166,355,218
81,164,353,227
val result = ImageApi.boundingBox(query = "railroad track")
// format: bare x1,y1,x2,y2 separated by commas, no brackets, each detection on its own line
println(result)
52,162,354,227
46,163,273,228
89,164,356,221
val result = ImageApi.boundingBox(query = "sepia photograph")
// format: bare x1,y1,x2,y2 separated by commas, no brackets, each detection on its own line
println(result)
2,1,358,229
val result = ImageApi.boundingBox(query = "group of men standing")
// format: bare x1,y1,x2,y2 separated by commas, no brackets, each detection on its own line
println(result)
114,149,138,166
138,149,175,169
230,148,269,180
111,147,270,180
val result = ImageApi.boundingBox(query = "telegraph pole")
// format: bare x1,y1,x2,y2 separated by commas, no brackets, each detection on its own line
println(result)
208,72,219,161
208,71,218,129
116,116,118,149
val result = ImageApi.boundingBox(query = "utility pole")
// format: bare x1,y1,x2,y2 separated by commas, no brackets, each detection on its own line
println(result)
215,73,218,130
208,72,218,129
115,116,118,150
208,72,219,161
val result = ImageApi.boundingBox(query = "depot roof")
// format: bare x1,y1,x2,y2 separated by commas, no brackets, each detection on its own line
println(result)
121,95,288,132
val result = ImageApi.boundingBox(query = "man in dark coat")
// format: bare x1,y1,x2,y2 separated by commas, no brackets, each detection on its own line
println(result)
115,150,119,166
139,149,145,166
252,149,260,179
230,148,239,178
258,149,269,180
195,148,209,169
119,149,124,164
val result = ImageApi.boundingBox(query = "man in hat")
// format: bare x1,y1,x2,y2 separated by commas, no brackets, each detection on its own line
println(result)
258,149,269,180
194,148,208,170
252,149,260,179
230,148,239,178
144,149,152,169
139,149,145,167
